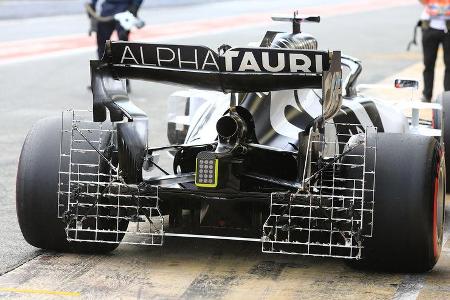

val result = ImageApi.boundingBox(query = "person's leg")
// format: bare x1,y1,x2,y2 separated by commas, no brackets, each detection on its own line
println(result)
422,28,442,101
116,23,131,92
443,31,450,92
116,23,130,42
96,21,115,59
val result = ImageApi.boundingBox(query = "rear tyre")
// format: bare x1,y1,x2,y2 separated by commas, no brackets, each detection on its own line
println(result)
16,117,126,253
345,133,445,272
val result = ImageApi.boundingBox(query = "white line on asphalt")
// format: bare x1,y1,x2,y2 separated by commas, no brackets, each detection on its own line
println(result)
392,274,426,300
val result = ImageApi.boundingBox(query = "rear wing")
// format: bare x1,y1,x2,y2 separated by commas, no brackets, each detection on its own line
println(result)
91,41,342,122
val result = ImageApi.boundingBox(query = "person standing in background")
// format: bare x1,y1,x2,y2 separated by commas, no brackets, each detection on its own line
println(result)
87,0,144,59
419,0,450,102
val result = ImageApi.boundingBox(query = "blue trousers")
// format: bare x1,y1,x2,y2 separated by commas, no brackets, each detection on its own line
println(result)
96,1,130,59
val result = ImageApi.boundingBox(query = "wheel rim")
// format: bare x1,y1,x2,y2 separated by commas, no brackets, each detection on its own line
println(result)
433,153,445,258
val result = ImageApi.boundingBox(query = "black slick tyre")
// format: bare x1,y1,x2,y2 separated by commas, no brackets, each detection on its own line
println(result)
345,133,445,272
16,116,125,253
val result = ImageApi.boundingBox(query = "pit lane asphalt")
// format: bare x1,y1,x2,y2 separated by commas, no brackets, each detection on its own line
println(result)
1,1,448,299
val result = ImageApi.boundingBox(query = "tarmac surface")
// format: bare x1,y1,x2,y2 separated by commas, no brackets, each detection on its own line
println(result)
0,0,237,20
0,0,449,299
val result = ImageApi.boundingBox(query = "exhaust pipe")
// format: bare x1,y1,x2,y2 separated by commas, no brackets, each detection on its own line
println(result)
216,116,239,139
216,113,247,146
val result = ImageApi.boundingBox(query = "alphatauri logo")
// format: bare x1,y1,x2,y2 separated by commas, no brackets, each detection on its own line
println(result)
110,43,329,74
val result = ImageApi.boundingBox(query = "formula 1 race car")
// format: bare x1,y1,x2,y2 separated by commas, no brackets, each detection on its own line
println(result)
17,15,448,272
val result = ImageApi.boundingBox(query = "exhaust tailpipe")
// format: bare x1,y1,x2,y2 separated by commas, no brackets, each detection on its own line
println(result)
216,116,239,139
